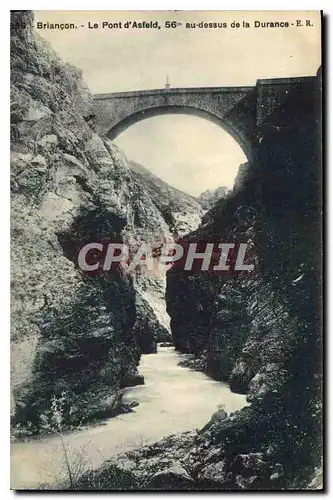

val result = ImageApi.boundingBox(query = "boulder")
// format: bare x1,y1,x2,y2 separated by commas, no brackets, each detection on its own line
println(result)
147,463,194,490
198,461,233,486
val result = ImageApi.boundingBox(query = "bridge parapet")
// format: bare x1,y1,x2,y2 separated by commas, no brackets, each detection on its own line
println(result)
94,86,254,100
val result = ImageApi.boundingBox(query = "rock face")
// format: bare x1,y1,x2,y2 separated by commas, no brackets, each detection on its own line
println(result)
74,71,322,490
126,161,204,350
131,289,169,354
198,185,229,210
166,77,322,400
147,463,194,490
163,72,322,488
11,11,138,429
10,12,201,430
129,161,203,238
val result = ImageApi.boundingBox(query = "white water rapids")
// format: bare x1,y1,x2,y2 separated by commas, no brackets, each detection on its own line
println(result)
11,346,248,489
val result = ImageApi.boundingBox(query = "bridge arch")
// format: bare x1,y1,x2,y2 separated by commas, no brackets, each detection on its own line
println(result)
93,87,259,161
104,104,251,159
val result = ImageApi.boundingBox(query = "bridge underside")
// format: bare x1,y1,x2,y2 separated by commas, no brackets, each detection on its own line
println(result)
105,104,254,159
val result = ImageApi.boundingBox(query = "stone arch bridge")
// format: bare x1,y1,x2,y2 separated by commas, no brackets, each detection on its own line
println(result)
93,76,318,159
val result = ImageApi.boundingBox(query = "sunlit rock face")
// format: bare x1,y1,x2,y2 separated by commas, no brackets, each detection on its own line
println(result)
128,160,204,350
129,161,204,238
10,11,203,430
11,11,140,428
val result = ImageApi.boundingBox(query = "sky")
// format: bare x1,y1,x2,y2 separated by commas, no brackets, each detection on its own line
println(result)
34,11,321,196
115,116,247,195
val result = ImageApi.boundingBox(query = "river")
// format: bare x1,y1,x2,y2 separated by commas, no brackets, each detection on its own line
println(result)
11,345,248,489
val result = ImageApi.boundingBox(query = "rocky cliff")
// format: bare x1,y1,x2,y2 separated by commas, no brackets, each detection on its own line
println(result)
10,11,202,431
162,72,322,489
129,161,203,237
127,161,204,351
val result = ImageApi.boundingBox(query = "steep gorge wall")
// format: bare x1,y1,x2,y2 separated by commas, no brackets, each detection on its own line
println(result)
163,73,322,487
10,11,201,431
128,160,204,349
166,75,321,399
11,11,139,428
